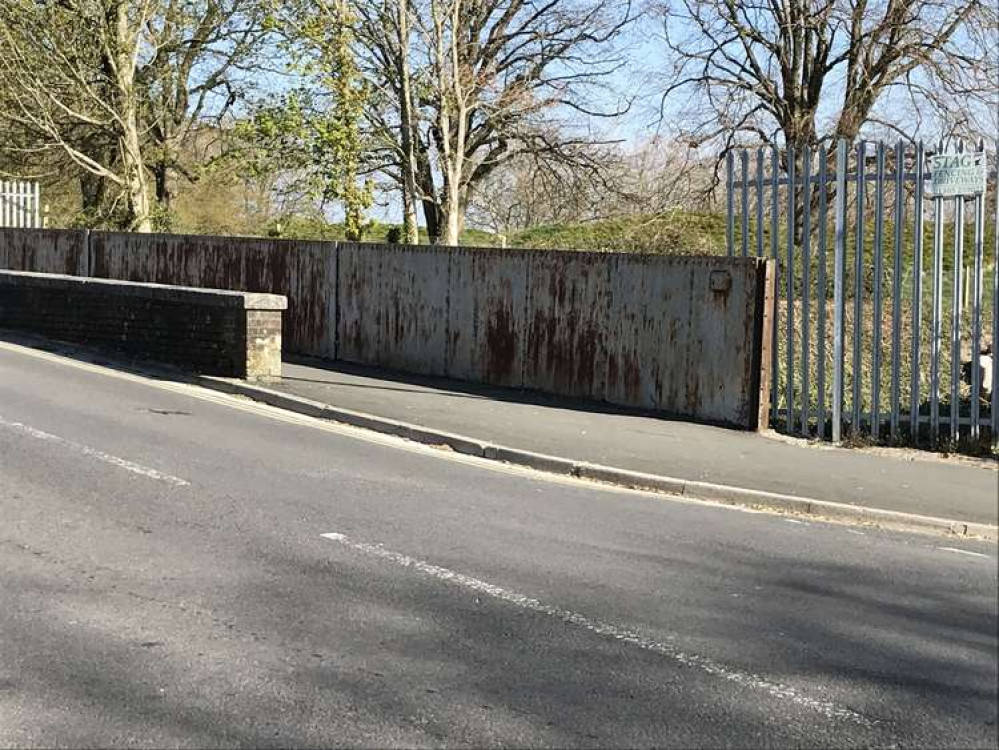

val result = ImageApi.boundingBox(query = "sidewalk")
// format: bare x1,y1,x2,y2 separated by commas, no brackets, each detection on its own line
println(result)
269,358,998,528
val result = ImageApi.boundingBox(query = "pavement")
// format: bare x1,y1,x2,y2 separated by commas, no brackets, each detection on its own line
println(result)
254,357,998,528
1,341,997,748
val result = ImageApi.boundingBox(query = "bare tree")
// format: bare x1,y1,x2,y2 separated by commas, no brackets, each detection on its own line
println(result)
140,0,268,211
658,0,998,150
354,0,633,245
466,136,714,236
467,156,609,235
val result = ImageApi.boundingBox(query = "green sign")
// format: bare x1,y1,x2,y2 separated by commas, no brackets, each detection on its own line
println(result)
930,151,987,197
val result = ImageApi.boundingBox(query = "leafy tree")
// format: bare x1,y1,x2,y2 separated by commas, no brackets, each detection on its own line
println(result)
241,0,373,241
0,0,157,230
0,0,270,231
140,0,268,212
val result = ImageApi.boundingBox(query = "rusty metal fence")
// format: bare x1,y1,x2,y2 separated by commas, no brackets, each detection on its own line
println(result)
726,138,998,450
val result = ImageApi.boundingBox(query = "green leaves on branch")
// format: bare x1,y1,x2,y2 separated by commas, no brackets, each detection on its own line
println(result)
246,0,373,241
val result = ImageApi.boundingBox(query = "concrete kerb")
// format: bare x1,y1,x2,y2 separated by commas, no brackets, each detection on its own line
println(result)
195,375,998,542
10,327,974,544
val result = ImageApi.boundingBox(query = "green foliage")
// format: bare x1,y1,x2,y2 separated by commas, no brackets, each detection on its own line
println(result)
241,0,373,240
510,212,729,254
149,203,176,233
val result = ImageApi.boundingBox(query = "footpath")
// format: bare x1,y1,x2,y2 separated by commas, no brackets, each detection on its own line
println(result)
6,330,995,539
211,357,998,537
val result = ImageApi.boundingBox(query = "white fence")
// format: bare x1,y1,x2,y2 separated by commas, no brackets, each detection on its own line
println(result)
0,181,41,228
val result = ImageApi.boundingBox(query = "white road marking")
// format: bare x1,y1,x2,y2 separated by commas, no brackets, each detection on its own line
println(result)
937,546,991,559
0,415,189,486
320,530,876,727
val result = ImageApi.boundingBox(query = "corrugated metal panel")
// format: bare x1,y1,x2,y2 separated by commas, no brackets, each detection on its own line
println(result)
90,232,336,357
605,253,679,411
0,228,88,276
446,247,528,387
337,243,449,375
340,242,769,428
524,250,610,399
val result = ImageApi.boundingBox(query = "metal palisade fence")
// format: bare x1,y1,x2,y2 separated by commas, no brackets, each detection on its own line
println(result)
0,180,41,228
726,139,998,452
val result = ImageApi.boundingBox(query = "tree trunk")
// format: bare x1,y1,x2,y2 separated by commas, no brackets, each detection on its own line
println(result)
421,197,441,242
442,205,460,245
112,1,151,232
439,1,467,246
396,0,420,244
80,171,109,219
153,161,171,207
120,115,152,232
415,148,440,241
441,161,463,245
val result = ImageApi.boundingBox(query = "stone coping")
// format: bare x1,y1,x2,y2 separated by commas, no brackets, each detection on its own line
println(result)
0,270,287,310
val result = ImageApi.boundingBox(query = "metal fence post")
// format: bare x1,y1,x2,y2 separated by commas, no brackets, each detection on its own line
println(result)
786,151,797,430
910,142,926,444
770,146,780,425
726,150,735,257
852,141,867,433
930,140,945,444
816,145,829,440
871,142,886,440
890,140,905,441
756,149,765,258
741,150,750,257
950,147,966,444
832,140,847,443
993,140,999,449
801,146,813,435
970,140,985,443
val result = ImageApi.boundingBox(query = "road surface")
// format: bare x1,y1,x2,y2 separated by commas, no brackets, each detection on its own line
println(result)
1,341,996,748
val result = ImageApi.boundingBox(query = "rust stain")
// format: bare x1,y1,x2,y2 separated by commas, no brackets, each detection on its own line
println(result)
622,352,641,401
84,232,336,357
607,352,619,392
486,303,516,381
0,229,87,276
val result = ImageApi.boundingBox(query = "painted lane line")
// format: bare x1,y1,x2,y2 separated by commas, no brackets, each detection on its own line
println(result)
0,415,189,487
320,531,876,727
937,546,992,559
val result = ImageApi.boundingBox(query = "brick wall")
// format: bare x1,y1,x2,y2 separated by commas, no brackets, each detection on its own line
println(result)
0,271,287,380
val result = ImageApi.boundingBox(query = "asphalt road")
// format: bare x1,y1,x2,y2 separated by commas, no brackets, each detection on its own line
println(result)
1,341,997,748
275,358,999,525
